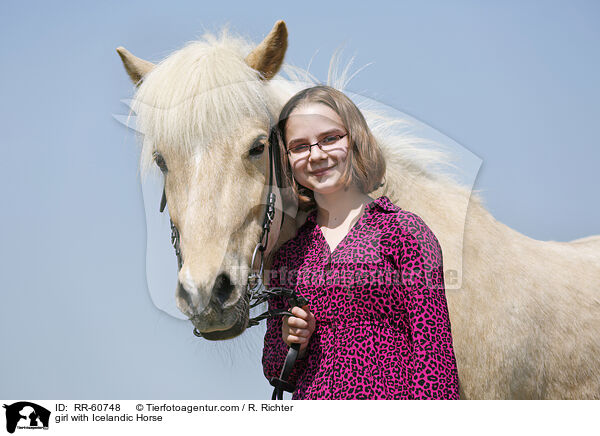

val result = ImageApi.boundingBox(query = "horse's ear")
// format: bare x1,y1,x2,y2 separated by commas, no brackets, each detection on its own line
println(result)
116,46,155,87
245,20,288,81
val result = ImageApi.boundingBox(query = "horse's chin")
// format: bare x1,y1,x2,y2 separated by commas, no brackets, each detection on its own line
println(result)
193,313,248,340
190,297,249,341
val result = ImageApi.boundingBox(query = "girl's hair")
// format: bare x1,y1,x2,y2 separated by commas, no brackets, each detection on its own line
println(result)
272,85,386,212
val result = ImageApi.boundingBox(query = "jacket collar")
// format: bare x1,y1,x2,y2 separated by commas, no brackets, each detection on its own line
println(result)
305,195,396,225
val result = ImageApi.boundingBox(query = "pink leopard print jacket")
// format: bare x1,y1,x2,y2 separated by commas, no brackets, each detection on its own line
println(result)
262,195,460,399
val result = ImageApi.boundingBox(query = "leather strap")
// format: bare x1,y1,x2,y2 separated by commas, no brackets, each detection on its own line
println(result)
269,343,301,400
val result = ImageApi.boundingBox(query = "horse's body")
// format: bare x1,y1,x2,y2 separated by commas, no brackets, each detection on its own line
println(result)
117,21,600,399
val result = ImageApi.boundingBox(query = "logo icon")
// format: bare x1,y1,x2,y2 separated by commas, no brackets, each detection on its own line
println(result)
3,402,50,434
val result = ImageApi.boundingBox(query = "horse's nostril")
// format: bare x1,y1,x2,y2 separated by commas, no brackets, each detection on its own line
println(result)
213,273,234,306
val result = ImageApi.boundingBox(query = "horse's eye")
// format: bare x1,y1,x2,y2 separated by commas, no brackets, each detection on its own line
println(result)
153,151,168,172
249,135,267,157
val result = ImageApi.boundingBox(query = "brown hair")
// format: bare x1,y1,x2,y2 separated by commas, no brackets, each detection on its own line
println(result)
272,85,386,212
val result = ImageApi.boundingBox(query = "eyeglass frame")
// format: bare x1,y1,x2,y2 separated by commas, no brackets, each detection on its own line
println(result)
286,133,349,157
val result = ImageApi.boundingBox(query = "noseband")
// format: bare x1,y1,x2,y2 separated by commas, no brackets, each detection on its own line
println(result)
158,131,306,400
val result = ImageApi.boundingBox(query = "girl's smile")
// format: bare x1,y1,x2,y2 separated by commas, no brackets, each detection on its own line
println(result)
311,164,335,177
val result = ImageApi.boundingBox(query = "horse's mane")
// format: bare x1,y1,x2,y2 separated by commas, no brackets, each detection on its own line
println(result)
131,25,464,190
131,27,277,176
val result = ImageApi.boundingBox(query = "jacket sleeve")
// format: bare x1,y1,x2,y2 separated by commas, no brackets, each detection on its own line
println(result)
396,213,460,400
261,249,308,385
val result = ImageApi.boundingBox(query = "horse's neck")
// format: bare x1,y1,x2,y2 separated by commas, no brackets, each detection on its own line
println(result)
384,159,480,289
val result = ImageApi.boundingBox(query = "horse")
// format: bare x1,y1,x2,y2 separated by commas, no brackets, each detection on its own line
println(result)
116,20,600,399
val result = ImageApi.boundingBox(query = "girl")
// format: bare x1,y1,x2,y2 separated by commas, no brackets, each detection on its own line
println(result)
262,85,460,400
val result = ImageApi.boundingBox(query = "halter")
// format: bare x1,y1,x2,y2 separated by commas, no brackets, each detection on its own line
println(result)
158,129,306,400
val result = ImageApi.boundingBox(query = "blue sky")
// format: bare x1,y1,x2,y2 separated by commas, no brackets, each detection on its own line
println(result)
0,1,598,399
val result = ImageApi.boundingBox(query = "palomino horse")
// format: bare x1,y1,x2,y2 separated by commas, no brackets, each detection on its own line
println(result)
117,20,600,399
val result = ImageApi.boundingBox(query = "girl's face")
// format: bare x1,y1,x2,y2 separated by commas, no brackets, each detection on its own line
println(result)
284,103,351,195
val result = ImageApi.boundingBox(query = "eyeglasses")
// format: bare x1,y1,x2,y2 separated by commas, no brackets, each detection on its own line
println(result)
287,133,348,158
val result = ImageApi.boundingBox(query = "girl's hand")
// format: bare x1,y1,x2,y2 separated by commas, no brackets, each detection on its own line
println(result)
282,304,316,357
